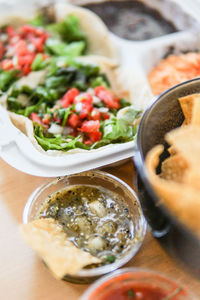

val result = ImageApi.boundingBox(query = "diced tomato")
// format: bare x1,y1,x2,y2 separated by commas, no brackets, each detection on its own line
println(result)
67,113,81,128
30,112,43,125
30,37,45,52
21,64,31,75
101,112,110,120
15,40,29,56
94,86,105,96
80,120,100,133
90,108,101,121
9,35,20,45
74,93,94,118
82,101,93,114
53,112,61,124
88,131,102,142
17,54,35,75
74,92,93,104
42,114,51,125
0,42,5,59
80,119,102,143
84,139,93,145
94,86,120,109
20,25,47,38
79,109,88,119
1,59,13,70
61,88,80,108
6,26,16,38
17,54,35,65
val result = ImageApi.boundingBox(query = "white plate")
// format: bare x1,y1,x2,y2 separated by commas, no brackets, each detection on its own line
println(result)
0,140,136,177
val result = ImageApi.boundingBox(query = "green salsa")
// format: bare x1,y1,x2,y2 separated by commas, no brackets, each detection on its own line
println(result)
37,185,135,264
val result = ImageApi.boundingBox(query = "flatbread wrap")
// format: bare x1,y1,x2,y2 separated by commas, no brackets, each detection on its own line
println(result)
1,55,141,155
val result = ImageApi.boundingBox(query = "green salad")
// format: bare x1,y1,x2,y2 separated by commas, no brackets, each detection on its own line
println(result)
6,59,141,151
0,12,87,91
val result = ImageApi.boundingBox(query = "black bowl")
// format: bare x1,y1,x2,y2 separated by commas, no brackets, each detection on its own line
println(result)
134,78,200,278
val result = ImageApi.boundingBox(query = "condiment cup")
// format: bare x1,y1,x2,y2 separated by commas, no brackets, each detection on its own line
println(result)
80,268,194,300
23,170,146,283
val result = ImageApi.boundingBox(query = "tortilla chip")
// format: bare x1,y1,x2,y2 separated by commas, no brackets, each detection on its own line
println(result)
161,154,188,183
191,97,200,125
20,218,100,279
168,146,176,156
178,94,200,125
183,168,200,191
179,94,198,124
145,145,200,236
166,125,200,166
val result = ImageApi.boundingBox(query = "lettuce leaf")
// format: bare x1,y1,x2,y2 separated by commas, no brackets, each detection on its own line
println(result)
45,38,86,57
31,54,50,71
34,123,89,151
0,70,19,92
46,15,87,44
102,108,141,141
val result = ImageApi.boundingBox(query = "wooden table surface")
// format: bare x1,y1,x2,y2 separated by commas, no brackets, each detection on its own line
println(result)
0,158,199,300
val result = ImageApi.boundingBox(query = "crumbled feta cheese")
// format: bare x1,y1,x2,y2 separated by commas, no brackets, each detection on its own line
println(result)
56,60,65,67
27,44,35,52
6,46,15,57
74,93,85,102
63,126,73,136
87,88,94,95
98,107,109,113
0,33,8,42
48,124,63,135
12,55,18,66
92,96,101,104
75,102,83,112
10,36,20,44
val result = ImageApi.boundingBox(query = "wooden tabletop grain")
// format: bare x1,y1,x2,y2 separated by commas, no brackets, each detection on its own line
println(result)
0,158,199,300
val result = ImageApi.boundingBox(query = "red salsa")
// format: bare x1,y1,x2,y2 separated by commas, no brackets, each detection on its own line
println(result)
88,272,187,300
97,283,168,300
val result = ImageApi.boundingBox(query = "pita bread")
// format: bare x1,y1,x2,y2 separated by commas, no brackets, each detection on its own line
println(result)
20,218,100,279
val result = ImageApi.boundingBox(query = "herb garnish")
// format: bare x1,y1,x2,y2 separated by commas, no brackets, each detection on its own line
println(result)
127,289,135,298
105,255,116,263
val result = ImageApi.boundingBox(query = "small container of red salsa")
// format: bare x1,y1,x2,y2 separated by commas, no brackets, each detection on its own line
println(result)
80,268,194,300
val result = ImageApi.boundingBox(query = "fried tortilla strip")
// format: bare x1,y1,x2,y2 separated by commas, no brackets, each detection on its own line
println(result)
145,145,200,236
178,94,200,125
20,218,100,279
166,125,200,166
161,154,188,183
